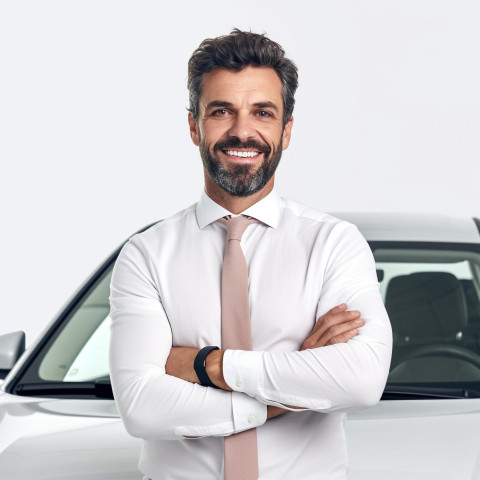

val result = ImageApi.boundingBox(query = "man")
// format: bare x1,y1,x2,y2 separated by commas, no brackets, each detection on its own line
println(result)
109,29,392,480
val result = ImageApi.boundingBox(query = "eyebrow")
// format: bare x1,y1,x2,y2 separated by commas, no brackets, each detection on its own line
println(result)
204,100,280,113
252,102,279,112
205,100,234,111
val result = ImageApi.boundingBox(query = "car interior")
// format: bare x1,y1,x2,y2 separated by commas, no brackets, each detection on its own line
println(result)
375,248,480,386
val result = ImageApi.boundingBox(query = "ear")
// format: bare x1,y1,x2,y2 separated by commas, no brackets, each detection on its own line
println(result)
282,116,294,150
188,112,200,146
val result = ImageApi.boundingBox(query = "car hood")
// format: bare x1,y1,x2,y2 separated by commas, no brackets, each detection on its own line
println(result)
2,391,480,479
0,391,140,479
347,398,480,479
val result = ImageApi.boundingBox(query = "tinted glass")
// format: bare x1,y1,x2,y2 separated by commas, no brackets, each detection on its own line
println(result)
375,247,480,386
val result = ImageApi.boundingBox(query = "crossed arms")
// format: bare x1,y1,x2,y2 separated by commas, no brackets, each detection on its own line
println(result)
166,303,367,420
109,224,392,440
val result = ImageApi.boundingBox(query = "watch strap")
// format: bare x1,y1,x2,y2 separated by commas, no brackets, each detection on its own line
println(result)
194,346,220,388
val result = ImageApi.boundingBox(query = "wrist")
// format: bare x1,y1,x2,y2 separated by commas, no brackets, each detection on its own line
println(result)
267,405,287,419
205,349,231,391
193,346,220,388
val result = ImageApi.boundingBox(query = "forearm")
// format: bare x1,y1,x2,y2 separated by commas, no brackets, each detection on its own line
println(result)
109,240,267,440
223,338,390,412
110,313,268,439
203,350,289,419
202,341,388,414
165,347,286,422
221,288,392,412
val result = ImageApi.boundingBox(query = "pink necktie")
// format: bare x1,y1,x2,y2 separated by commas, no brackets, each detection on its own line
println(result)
220,215,259,480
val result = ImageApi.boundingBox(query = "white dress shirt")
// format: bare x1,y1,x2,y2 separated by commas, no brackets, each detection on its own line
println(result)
109,189,392,480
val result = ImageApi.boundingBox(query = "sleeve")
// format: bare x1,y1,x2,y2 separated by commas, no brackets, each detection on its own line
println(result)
109,236,267,440
222,222,392,412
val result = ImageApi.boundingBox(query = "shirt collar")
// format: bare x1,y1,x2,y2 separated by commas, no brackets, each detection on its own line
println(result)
196,188,283,229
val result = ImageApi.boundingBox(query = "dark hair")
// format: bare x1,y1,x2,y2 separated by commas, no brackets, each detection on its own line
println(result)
188,29,298,126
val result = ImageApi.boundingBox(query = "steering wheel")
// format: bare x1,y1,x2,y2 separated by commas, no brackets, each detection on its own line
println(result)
395,344,480,370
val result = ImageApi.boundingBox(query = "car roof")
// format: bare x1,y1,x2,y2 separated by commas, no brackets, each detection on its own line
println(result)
329,212,480,244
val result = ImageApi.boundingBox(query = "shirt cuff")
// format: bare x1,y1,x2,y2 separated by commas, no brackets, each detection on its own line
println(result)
223,349,263,398
174,389,266,438
231,391,267,433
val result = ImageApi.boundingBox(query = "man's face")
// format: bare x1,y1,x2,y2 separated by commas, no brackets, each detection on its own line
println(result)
188,66,293,197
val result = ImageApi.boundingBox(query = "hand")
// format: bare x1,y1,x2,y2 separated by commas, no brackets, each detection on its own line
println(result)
300,304,364,351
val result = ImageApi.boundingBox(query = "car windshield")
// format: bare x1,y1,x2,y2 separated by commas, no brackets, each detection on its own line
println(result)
10,241,480,398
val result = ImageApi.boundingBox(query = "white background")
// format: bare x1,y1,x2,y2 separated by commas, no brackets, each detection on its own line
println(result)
1,0,479,343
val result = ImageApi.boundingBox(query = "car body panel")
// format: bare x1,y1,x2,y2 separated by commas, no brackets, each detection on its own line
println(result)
2,389,480,479
333,212,480,244
0,391,140,479
347,399,480,479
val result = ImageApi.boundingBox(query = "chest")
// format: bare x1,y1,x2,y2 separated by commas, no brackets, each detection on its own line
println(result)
153,227,327,351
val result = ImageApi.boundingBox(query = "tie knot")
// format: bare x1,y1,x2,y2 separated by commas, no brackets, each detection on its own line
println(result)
220,215,257,241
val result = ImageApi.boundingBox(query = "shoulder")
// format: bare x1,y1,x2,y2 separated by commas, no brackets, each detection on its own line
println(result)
280,197,359,237
122,203,198,254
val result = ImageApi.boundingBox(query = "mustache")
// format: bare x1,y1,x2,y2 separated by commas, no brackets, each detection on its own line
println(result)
213,138,271,155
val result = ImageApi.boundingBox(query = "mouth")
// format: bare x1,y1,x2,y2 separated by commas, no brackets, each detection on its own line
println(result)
222,149,262,159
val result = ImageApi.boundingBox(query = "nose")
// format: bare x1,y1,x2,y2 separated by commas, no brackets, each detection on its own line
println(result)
227,112,256,142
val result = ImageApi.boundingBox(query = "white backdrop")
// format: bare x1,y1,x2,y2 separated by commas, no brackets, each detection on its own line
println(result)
1,0,479,343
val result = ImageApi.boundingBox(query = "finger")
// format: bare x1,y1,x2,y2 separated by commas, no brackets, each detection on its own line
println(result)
326,328,360,346
312,304,347,329
303,316,364,350
312,309,361,337
322,303,348,320
317,317,364,346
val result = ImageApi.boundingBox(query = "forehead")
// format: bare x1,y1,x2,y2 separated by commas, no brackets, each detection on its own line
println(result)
199,66,283,109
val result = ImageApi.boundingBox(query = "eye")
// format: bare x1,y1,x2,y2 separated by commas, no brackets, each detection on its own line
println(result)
256,110,272,118
212,109,230,116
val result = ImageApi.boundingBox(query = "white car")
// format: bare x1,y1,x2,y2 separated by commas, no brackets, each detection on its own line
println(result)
1,213,480,479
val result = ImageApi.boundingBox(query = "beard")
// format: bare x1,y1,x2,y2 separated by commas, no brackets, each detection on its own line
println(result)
199,136,283,197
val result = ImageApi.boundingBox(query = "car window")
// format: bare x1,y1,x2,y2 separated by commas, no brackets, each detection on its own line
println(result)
38,270,112,382
374,247,480,386
63,315,110,382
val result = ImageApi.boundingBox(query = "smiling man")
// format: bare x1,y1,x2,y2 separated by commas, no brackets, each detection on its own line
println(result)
109,29,392,480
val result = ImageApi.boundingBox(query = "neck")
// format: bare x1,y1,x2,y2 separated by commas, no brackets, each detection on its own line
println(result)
204,175,275,214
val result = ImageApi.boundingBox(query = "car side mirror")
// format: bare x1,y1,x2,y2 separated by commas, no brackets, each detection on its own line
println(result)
0,331,26,379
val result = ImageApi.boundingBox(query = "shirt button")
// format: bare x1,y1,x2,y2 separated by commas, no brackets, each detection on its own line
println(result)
236,380,244,388
248,415,255,424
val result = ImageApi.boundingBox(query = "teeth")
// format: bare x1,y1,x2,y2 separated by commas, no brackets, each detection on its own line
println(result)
225,150,260,158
